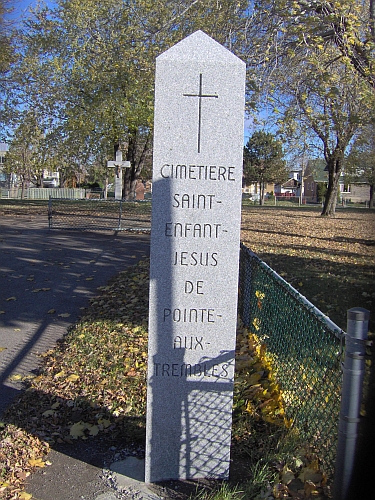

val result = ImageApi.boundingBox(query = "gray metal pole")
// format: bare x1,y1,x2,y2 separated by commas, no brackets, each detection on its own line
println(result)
333,307,370,500
48,195,52,229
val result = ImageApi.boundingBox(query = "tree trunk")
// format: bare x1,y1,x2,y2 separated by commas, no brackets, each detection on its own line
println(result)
124,128,152,200
321,157,342,216
260,180,265,206
123,131,137,200
103,173,108,199
370,184,374,208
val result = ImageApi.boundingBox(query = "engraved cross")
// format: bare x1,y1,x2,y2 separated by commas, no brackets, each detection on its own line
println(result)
183,73,218,153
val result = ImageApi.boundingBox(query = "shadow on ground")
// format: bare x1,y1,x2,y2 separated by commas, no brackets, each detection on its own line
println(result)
1,211,373,499
0,216,150,416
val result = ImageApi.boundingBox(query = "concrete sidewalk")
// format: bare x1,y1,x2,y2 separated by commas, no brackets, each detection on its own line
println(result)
0,215,150,415
26,440,168,500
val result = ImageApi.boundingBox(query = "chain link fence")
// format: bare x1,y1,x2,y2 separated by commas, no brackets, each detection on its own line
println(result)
48,198,151,232
48,202,346,477
238,243,345,476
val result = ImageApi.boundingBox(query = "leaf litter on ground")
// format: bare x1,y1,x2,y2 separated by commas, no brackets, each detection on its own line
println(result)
1,256,330,499
1,206,374,499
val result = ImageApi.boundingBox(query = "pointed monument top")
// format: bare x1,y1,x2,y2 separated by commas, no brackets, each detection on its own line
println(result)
157,30,244,66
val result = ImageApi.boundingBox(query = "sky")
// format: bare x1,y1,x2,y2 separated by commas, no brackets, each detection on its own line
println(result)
5,0,53,21
6,0,33,17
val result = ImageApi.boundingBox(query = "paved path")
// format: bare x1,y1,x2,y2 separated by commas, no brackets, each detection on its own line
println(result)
0,215,177,499
0,215,150,415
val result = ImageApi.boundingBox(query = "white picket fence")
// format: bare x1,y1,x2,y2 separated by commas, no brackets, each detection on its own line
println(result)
0,187,86,199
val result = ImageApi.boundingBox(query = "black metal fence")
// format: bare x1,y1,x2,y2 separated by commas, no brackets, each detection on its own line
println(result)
48,198,151,232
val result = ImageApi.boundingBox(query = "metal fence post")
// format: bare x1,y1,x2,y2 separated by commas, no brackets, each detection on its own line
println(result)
118,200,123,230
333,307,370,500
239,245,252,328
48,196,52,229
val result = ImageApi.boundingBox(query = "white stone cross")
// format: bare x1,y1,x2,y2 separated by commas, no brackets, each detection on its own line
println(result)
107,150,130,200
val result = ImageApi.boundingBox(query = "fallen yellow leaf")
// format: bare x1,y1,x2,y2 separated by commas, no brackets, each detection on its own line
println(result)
42,410,55,417
0,347,7,352
281,468,295,485
88,425,99,436
252,317,260,331
247,372,262,385
70,422,85,438
299,467,323,483
304,480,319,496
29,458,45,468
98,418,111,428
66,374,80,382
19,492,32,500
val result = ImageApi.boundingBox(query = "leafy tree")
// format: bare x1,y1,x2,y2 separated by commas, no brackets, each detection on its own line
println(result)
0,0,13,80
0,0,16,137
4,111,45,197
294,0,375,88
281,57,373,216
5,0,249,198
244,131,288,205
246,0,375,89
244,1,375,216
345,123,375,207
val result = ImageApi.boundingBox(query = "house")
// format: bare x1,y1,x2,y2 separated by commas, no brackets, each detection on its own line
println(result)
242,181,274,200
303,159,328,202
341,181,371,204
274,169,302,197
303,159,349,203
303,159,371,204
0,143,10,189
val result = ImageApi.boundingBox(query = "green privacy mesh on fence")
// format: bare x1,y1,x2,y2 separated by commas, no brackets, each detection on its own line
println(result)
48,198,151,231
238,243,345,476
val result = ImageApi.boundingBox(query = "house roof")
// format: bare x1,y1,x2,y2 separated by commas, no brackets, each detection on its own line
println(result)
306,159,328,183
282,178,300,188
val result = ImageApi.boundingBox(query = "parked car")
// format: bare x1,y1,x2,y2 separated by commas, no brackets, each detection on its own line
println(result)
42,177,58,188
